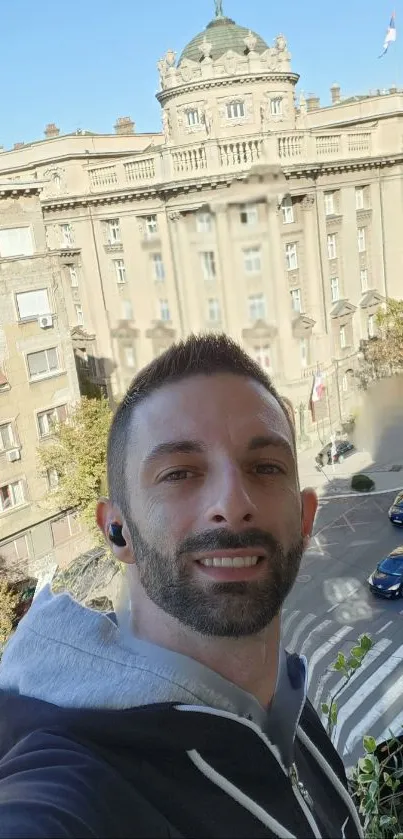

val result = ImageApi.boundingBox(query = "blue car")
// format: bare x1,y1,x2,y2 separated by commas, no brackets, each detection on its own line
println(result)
368,547,403,598
388,492,403,526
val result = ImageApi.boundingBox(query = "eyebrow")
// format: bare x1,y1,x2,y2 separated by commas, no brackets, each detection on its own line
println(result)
143,440,206,466
248,434,293,458
143,434,293,467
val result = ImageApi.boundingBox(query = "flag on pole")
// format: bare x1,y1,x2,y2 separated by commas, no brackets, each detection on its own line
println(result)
379,12,396,58
311,374,325,403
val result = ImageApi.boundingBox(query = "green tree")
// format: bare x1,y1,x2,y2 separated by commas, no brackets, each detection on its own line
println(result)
38,397,112,540
0,579,18,651
359,299,403,387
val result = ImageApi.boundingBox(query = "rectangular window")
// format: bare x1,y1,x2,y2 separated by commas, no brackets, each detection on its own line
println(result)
37,405,67,438
47,468,59,490
106,219,121,244
330,277,340,302
368,313,375,338
16,289,50,321
253,345,271,371
270,98,283,116
124,346,136,368
51,513,80,546
60,224,73,247
27,347,59,380
0,422,15,451
201,251,217,280
240,204,258,226
208,298,221,322
282,196,294,224
186,109,200,126
324,193,335,216
360,268,368,293
342,374,349,393
196,212,212,233
243,247,262,274
0,535,29,564
67,264,79,287
357,228,366,253
248,293,266,322
285,243,298,271
74,304,84,326
114,259,126,284
152,253,165,281
355,187,365,211
0,480,25,513
0,226,34,257
145,215,158,236
122,299,133,321
327,233,337,260
339,326,346,349
290,288,301,312
226,101,245,119
300,338,308,368
159,299,171,322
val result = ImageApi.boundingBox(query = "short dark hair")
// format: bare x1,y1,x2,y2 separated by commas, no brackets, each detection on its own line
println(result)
107,333,294,518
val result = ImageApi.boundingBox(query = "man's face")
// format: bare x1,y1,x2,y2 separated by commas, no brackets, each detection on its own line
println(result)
122,373,317,638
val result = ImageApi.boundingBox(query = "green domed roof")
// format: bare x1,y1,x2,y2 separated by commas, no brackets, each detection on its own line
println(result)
178,16,269,65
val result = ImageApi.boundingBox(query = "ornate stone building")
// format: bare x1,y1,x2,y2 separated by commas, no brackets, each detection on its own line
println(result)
1,3,403,527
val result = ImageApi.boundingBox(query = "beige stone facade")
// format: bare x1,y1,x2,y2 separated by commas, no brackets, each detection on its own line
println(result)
0,184,91,579
1,10,403,560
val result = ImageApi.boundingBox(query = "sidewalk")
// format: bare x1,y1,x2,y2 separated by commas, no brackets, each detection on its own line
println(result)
297,446,403,500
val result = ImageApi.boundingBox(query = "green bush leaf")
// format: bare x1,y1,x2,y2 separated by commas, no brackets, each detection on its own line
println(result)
347,657,361,670
360,635,373,652
363,736,377,754
321,703,329,715
350,646,365,659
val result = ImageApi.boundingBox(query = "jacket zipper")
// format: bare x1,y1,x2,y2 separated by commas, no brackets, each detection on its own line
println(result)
289,763,322,839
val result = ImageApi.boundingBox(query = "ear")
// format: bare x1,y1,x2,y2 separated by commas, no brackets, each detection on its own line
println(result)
300,488,318,550
96,498,136,565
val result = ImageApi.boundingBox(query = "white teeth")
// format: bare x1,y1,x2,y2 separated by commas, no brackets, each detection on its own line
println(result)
199,556,260,568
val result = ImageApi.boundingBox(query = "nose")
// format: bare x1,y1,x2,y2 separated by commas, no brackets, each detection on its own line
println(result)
205,463,257,528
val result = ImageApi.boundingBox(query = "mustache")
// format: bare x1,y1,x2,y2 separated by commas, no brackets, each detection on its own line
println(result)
178,528,282,556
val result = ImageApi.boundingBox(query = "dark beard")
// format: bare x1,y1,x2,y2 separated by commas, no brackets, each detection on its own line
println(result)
126,521,304,638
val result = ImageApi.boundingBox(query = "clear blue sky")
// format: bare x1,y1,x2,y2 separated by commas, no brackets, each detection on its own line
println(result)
0,0,400,149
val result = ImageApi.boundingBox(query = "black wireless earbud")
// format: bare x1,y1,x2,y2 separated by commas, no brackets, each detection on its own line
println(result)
108,523,127,548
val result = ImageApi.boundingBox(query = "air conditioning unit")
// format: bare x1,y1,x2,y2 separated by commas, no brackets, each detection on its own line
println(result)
6,448,21,462
38,314,53,329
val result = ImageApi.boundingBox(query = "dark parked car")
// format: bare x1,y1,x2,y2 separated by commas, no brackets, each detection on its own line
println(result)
367,547,403,598
315,439,355,468
388,492,403,526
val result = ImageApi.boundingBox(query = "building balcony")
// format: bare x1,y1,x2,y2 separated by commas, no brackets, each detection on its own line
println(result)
85,124,381,195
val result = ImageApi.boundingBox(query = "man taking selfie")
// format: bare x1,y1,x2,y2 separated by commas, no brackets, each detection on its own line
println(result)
0,334,363,838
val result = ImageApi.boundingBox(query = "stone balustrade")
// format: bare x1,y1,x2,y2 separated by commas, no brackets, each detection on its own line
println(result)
87,127,377,192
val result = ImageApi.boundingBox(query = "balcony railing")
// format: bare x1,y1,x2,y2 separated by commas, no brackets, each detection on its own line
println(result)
86,128,377,193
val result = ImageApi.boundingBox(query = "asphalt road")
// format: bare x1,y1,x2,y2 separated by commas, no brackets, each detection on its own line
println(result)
282,490,403,768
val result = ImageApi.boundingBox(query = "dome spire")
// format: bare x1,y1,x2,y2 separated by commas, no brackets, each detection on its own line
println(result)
214,0,224,18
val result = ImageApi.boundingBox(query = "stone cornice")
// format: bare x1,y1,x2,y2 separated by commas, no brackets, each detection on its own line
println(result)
41,153,402,213
157,72,300,105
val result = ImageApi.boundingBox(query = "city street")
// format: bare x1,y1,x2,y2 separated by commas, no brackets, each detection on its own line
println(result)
283,490,403,768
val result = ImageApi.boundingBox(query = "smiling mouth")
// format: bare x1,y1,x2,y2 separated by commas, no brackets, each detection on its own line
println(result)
196,555,265,568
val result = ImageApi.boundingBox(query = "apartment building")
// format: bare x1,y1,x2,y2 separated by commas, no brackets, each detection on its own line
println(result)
0,182,90,580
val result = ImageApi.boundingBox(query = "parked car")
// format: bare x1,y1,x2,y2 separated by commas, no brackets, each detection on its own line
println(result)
388,492,403,526
367,547,403,598
315,439,355,468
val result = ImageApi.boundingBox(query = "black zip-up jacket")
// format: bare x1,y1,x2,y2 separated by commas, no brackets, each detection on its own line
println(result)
0,690,363,838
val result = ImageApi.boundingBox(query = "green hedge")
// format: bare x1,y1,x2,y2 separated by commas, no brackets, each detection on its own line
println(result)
351,473,375,492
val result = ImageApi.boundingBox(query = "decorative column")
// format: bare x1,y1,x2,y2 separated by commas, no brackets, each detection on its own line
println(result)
301,193,326,333
265,196,295,384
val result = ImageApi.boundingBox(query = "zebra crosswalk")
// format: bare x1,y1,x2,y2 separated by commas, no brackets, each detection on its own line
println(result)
282,608,403,767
